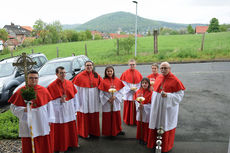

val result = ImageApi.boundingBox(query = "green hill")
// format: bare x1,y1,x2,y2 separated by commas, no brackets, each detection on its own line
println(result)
75,11,207,33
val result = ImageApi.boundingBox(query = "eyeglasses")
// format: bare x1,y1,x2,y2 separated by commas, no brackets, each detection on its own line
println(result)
59,72,66,74
29,77,38,80
130,64,136,66
86,64,93,67
160,67,169,70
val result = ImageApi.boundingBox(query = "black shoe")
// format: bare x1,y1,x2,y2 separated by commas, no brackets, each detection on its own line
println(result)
117,131,125,136
89,134,99,139
79,135,90,139
108,136,115,139
139,139,142,144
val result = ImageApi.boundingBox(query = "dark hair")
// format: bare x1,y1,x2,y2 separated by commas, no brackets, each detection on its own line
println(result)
85,61,98,78
141,77,151,91
28,70,38,75
56,66,65,74
104,65,115,79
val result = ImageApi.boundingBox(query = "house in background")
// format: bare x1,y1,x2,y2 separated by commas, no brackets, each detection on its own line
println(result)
3,23,32,49
195,26,209,34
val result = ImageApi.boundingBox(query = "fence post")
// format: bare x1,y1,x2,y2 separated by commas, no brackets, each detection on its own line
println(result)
201,33,205,51
154,30,158,54
57,47,59,57
32,49,34,54
85,43,88,56
11,50,13,57
117,39,119,55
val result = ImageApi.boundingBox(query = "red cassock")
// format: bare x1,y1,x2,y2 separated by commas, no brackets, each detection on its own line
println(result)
47,79,79,152
98,77,125,136
147,72,185,152
72,70,102,138
147,73,159,88
9,85,54,153
120,69,142,125
134,88,152,143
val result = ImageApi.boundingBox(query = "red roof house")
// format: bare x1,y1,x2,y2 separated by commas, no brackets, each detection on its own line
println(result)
21,26,33,32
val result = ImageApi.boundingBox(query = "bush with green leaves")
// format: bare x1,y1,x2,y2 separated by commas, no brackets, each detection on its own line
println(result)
0,48,10,55
0,110,19,139
118,36,135,54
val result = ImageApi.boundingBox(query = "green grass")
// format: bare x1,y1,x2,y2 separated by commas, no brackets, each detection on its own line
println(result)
0,110,19,139
1,32,230,65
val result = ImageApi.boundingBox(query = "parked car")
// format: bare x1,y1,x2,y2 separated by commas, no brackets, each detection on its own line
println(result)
14,55,90,91
0,40,3,52
0,53,48,105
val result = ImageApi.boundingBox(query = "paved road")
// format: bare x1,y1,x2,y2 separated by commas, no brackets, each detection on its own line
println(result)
67,62,230,153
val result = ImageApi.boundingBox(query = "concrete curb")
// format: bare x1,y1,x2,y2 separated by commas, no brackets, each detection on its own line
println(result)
95,59,230,67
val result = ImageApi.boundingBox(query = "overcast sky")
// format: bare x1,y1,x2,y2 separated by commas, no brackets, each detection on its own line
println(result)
1,0,230,28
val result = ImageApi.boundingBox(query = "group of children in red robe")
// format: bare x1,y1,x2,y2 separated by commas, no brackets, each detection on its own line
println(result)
10,59,184,153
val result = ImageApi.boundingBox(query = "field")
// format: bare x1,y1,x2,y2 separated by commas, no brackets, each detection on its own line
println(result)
0,32,230,65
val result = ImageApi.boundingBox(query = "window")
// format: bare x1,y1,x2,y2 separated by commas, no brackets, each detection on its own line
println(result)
77,58,84,67
72,59,80,69
39,56,47,66
32,57,42,68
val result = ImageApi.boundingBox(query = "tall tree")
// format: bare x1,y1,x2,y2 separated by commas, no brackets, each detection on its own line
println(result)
85,30,92,40
187,24,194,34
0,29,8,41
207,18,220,33
33,19,46,37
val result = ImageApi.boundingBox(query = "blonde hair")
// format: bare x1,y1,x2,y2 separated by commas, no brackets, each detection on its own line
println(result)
128,59,136,64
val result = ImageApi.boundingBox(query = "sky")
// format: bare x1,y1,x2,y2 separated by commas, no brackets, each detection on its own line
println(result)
1,0,230,28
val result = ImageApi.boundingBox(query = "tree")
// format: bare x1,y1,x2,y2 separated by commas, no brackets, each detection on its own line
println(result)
187,24,194,34
119,36,135,54
219,24,230,32
78,31,87,41
33,19,46,37
85,30,92,40
94,34,102,40
147,30,151,36
0,29,8,41
207,18,220,33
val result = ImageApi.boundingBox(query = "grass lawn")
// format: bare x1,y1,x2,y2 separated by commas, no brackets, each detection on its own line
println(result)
0,32,230,65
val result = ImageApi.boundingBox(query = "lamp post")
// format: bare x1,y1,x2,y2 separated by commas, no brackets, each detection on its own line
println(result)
132,1,138,57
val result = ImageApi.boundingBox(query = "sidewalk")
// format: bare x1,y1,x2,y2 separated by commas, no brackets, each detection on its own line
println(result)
66,121,229,153
67,136,228,153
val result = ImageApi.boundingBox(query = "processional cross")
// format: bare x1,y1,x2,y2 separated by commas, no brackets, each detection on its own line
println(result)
12,52,37,153
13,52,36,87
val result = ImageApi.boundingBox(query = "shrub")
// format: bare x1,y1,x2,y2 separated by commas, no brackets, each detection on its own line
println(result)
0,110,19,139
0,48,10,55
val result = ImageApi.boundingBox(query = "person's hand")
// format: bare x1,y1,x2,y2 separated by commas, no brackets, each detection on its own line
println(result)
24,104,32,112
150,86,154,91
139,103,143,110
109,96,115,103
60,95,66,103
161,91,167,97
